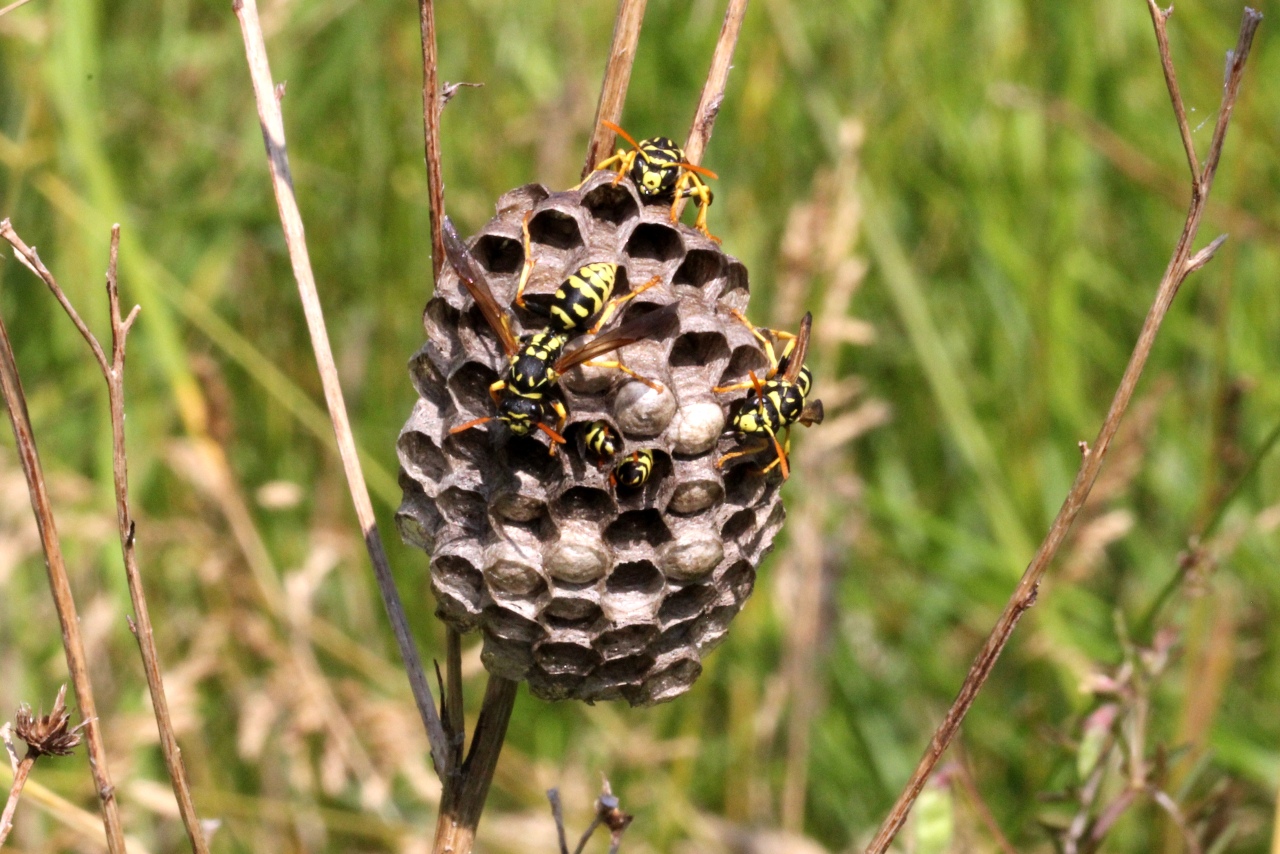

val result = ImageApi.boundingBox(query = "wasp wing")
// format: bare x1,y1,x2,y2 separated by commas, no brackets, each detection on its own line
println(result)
442,216,518,356
779,311,813,384
555,303,679,373
799,399,825,427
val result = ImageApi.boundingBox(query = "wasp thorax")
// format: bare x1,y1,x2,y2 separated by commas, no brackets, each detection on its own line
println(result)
396,174,787,705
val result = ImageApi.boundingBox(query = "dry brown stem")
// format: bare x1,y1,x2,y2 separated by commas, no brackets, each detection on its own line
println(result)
419,0,446,284
231,0,452,778
0,222,127,854
864,7,1262,851
0,0,36,17
0,221,209,852
0,755,34,847
445,628,465,765
431,676,519,853
675,0,748,218
581,0,648,177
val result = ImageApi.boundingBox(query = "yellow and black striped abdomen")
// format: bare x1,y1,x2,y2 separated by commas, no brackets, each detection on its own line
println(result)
613,449,654,489
549,263,618,333
583,420,620,460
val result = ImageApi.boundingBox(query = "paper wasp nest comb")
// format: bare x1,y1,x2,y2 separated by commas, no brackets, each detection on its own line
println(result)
396,171,784,705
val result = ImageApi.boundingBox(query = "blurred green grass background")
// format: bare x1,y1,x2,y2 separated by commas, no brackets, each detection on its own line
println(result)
2,0,1279,851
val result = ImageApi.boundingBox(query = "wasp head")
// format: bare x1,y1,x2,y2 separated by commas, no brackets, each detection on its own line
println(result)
630,138,683,198
498,396,547,436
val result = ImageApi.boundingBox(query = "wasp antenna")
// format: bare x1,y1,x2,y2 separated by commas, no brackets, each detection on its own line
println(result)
772,433,791,481
681,161,719,180
450,416,493,435
601,119,642,151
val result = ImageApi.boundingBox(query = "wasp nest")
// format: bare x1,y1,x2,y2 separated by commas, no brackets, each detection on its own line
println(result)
396,171,784,705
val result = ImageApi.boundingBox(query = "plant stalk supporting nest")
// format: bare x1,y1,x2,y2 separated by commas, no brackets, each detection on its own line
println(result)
582,0,648,177
865,6,1262,851
675,0,749,220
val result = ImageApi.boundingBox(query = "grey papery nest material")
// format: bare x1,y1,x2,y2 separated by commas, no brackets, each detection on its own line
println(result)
396,171,784,705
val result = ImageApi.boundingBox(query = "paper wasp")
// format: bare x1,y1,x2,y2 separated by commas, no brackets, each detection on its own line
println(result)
580,420,654,490
590,120,719,242
612,449,654,490
714,311,824,480
514,213,657,336
442,217,676,453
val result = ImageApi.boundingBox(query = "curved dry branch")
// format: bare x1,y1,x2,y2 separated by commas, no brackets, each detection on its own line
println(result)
864,7,1262,851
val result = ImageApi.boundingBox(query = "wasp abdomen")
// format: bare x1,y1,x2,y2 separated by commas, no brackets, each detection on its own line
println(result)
549,262,618,333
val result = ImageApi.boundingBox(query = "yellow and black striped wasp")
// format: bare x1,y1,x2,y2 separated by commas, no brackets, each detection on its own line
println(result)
713,311,824,481
442,217,677,453
582,419,621,462
581,420,654,490
514,212,658,336
612,449,654,490
591,120,719,242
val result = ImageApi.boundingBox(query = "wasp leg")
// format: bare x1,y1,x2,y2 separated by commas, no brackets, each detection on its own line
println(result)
536,400,569,456
712,379,754,394
669,172,720,242
582,359,664,392
715,435,771,469
515,211,536,308
713,369,768,398
488,380,508,407
726,309,799,378
726,309,779,374
682,174,720,243
572,149,631,190
587,275,661,335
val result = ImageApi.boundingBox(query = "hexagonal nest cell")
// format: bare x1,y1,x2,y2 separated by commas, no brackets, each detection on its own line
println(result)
396,170,788,705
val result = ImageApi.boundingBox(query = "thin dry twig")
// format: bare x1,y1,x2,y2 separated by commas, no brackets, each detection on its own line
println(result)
231,0,453,778
0,222,127,854
420,0,447,284
0,758,34,849
1,221,210,852
675,0,749,218
546,778,633,854
0,0,36,17
581,0,648,177
946,759,1018,854
1147,1,1200,184
548,788,571,854
864,8,1262,852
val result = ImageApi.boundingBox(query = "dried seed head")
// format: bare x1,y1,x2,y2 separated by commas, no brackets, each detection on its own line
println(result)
397,173,786,705
14,685,84,758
